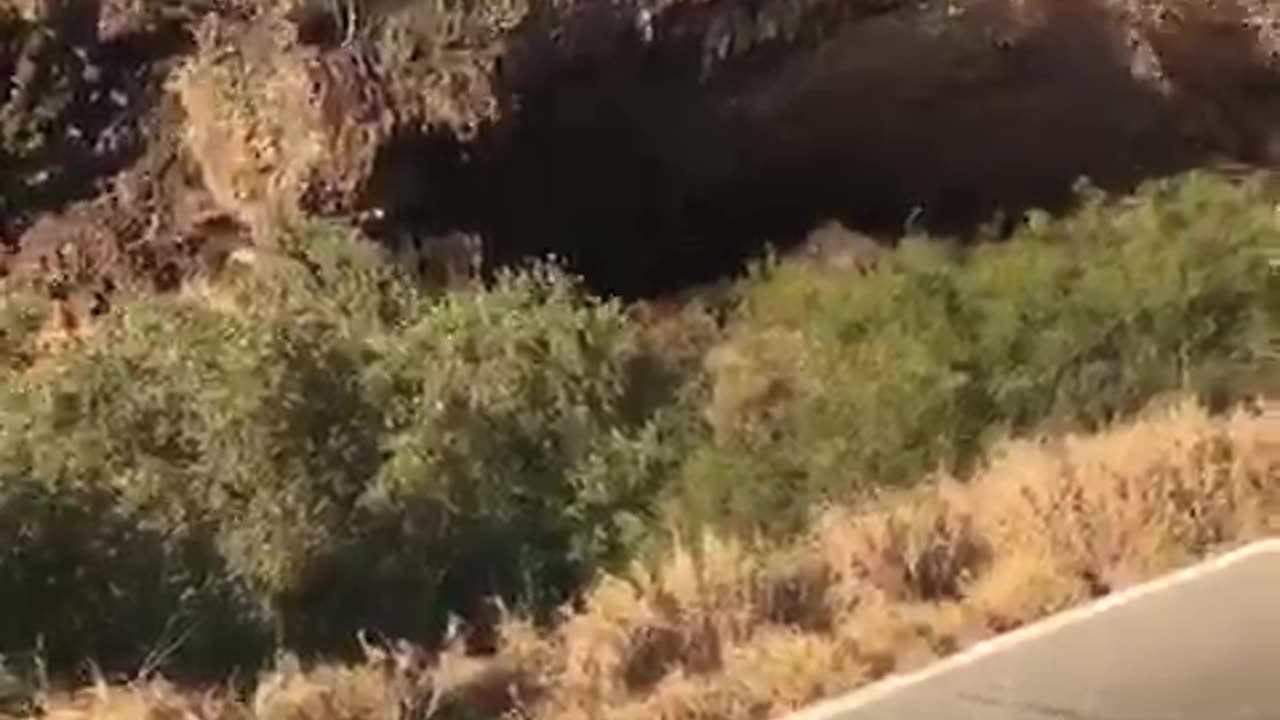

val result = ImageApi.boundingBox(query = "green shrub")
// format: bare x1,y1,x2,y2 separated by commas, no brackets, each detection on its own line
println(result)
675,171,1277,535
0,476,269,683
0,223,681,678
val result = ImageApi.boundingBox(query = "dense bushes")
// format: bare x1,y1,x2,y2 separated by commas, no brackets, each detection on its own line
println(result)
676,172,1277,534
0,224,680,679
0,171,1274,682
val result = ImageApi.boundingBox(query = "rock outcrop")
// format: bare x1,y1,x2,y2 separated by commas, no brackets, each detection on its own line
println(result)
5,0,1280,304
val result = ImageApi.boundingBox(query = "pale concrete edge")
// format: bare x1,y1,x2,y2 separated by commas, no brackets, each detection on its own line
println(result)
774,538,1280,720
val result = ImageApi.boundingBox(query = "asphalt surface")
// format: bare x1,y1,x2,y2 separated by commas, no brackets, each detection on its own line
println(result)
781,540,1280,720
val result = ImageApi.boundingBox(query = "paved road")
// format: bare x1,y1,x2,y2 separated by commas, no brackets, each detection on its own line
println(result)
781,540,1280,720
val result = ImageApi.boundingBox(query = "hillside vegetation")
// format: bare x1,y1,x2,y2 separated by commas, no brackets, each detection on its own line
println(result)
9,386,1279,720
3,0,1280,711
0,170,1275,719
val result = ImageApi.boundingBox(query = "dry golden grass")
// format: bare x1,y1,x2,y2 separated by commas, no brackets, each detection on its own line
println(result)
17,396,1280,720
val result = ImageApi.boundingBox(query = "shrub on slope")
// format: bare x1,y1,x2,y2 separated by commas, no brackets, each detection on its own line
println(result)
0,223,681,679
679,171,1276,534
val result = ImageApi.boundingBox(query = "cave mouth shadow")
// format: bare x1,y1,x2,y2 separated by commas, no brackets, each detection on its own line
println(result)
362,0,1280,300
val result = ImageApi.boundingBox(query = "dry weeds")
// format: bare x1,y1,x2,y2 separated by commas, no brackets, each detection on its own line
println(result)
14,396,1279,720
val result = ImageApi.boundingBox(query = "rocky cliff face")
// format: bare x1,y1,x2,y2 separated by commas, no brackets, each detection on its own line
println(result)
3,0,1280,306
